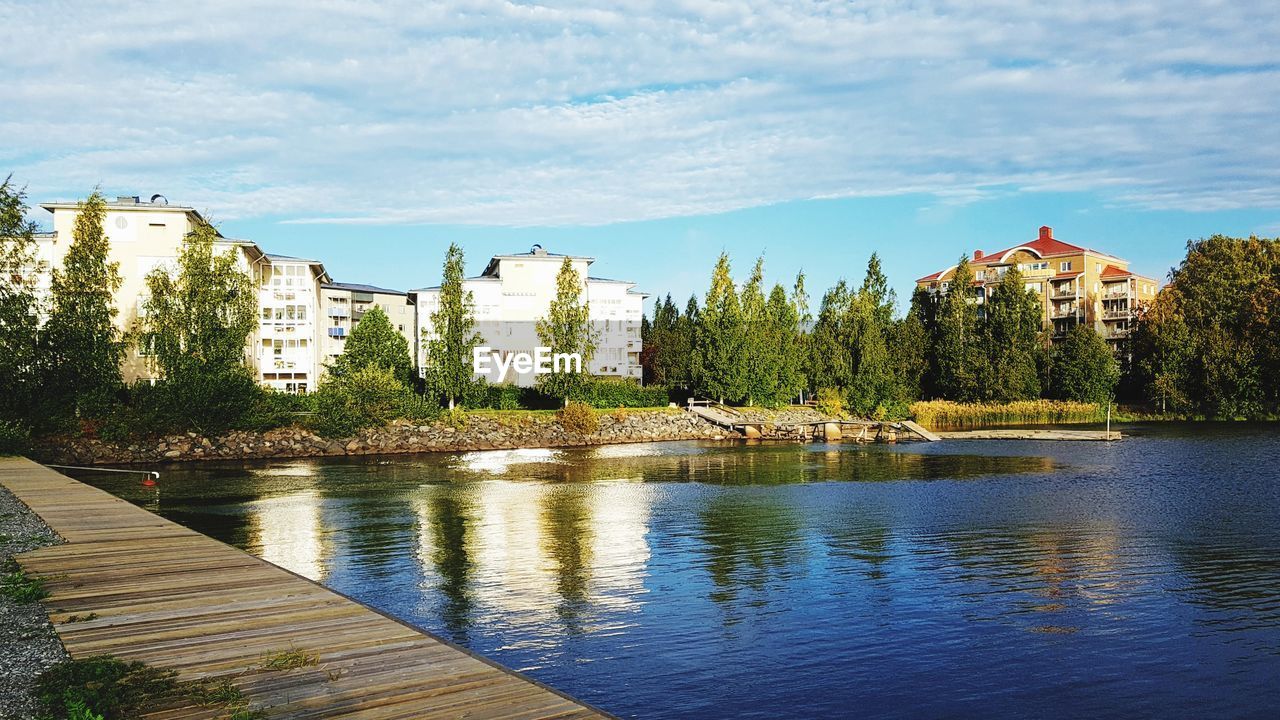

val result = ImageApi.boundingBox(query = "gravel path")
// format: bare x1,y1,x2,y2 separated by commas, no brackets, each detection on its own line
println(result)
0,481,68,720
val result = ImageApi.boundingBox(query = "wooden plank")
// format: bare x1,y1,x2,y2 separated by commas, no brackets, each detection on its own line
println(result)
0,457,613,720
899,419,943,442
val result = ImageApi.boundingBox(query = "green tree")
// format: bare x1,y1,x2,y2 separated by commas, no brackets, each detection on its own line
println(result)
536,257,597,404
692,253,746,403
1130,290,1194,412
807,280,853,395
768,283,805,405
739,256,775,405
981,267,1042,401
142,223,257,381
424,243,483,409
41,191,124,419
0,176,42,423
1050,323,1120,404
932,256,984,401
330,305,412,385
888,296,930,403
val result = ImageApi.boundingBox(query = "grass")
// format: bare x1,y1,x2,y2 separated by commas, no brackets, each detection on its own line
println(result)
62,612,99,624
911,400,1104,429
258,647,318,672
1,559,48,603
34,656,266,720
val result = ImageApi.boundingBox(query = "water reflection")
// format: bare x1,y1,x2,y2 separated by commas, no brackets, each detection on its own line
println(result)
81,431,1280,720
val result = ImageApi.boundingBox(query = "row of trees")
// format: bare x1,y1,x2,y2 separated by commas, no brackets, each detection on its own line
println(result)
643,251,1124,414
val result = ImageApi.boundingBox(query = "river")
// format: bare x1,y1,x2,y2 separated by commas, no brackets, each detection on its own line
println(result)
80,424,1280,719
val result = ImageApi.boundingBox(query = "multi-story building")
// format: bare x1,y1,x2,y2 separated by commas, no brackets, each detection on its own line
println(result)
319,282,415,371
35,195,264,384
916,225,1160,348
257,254,329,394
412,245,646,387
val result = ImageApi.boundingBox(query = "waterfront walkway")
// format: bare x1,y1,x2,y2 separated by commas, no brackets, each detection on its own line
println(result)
0,457,609,720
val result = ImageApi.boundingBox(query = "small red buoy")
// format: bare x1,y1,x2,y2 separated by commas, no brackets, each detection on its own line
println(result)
142,478,157,487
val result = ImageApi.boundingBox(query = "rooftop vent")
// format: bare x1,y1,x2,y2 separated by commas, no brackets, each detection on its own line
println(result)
1039,225,1053,240
116,195,140,204
531,244,547,256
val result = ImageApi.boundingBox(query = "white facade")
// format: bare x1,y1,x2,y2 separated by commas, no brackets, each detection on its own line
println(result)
413,246,646,387
257,255,329,393
320,283,415,372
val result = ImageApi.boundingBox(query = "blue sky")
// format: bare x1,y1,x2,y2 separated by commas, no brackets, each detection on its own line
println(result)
3,1,1278,310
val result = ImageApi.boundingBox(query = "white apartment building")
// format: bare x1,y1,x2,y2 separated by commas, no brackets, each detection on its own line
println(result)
258,254,329,394
34,195,334,393
413,245,646,387
320,282,415,370
36,195,264,384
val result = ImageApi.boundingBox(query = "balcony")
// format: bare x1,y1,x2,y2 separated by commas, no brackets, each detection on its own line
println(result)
626,339,641,351
1102,309,1131,321
1052,287,1078,299
327,306,349,318
327,327,347,338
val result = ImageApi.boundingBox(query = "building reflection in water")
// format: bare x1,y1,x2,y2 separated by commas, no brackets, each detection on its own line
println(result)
410,453,653,648
243,465,330,582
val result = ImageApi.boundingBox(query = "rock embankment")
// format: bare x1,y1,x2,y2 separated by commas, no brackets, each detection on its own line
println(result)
36,409,736,466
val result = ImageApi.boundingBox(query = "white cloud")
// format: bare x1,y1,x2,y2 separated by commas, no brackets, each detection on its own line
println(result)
1,0,1278,224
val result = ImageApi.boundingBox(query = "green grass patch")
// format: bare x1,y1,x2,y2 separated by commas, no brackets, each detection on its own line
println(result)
1,560,48,603
34,656,262,720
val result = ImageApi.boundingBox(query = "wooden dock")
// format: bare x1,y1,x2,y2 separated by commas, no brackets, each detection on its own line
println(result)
0,457,610,720
935,428,1122,441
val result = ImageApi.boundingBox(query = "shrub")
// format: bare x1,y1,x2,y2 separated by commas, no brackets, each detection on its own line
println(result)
572,379,670,408
397,392,441,423
815,388,845,418
309,366,410,438
35,656,182,720
0,418,31,455
557,402,598,434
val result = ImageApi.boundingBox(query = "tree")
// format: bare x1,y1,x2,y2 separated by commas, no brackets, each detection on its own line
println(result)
330,305,412,385
932,256,984,401
981,267,1042,401
41,191,123,419
888,294,930,404
769,283,806,405
536,256,597,404
1050,323,1120,404
424,243,483,409
1130,291,1194,412
142,222,257,382
808,280,853,395
739,256,774,406
692,253,746,403
0,176,42,422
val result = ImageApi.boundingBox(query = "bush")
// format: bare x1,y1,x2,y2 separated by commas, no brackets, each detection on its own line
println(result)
309,366,411,438
0,418,31,455
237,390,316,432
35,656,182,720
397,392,441,423
572,379,670,408
557,402,598,434
815,388,845,417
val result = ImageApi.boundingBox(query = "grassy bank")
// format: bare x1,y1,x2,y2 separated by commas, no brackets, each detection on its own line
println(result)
911,400,1104,429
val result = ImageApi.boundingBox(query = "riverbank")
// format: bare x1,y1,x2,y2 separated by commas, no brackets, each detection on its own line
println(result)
0,483,68,720
35,408,736,466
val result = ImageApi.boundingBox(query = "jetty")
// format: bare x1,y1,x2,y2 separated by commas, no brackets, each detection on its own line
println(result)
0,457,610,720
686,400,940,442
935,428,1122,441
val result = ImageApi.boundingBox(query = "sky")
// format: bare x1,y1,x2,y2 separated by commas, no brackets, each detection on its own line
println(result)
3,0,1279,307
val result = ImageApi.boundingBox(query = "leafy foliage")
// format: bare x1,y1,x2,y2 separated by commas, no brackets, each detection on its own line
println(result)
0,176,43,424
310,365,417,438
536,257,597,402
557,401,598,434
981,267,1043,401
692,253,747,403
40,191,124,423
1050,324,1120,404
423,243,483,409
329,305,413,385
0,418,31,455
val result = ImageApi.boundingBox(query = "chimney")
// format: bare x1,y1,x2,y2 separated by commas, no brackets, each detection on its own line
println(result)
1039,225,1052,240
973,249,984,260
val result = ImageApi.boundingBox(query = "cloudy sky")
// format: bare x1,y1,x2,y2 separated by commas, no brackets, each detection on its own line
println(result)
3,0,1278,303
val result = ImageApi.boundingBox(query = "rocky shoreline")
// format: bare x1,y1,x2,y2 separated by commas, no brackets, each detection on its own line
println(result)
0,484,68,720
35,409,741,466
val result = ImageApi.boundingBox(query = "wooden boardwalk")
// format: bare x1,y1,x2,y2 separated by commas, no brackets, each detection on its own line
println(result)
0,457,610,720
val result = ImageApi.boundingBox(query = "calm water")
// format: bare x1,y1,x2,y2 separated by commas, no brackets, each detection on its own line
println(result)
81,425,1280,719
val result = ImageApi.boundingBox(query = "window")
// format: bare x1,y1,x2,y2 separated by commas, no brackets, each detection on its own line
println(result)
1096,263,1102,274
1060,261,1073,271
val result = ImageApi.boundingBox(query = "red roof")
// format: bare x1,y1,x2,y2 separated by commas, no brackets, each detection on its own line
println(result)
1053,271,1082,280
972,236,1088,265
1100,264,1133,279
916,270,944,283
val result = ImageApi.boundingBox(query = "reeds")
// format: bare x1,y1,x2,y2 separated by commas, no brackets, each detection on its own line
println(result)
911,400,1103,429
